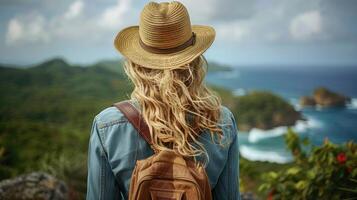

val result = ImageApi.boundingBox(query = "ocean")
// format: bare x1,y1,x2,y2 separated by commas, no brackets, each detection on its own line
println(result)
206,66,357,163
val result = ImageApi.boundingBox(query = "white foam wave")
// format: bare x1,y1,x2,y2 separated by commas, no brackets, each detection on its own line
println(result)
289,98,302,111
248,117,323,143
294,117,323,132
248,126,287,143
240,145,293,164
347,98,357,109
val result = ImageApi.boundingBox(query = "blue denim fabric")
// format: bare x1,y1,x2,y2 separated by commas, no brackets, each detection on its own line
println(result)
86,99,241,200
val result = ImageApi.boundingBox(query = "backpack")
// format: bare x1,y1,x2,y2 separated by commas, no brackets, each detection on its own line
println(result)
113,101,212,200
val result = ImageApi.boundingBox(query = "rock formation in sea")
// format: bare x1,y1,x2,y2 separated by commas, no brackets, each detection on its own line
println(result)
300,87,351,108
299,96,316,106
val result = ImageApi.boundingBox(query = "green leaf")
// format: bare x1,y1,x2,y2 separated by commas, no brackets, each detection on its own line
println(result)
307,170,316,179
286,167,301,175
295,180,308,190
302,137,310,146
267,171,278,179
258,183,270,192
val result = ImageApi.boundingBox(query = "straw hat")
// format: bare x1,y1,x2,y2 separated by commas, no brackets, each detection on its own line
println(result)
114,1,215,69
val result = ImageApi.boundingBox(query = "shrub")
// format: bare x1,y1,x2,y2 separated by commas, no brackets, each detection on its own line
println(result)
259,129,357,200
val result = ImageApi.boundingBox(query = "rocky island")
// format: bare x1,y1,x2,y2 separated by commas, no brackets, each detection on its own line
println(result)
300,87,351,108
221,91,302,132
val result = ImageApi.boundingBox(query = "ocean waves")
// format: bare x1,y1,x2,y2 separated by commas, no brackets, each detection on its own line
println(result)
247,117,323,143
240,145,293,163
347,98,357,110
238,116,323,163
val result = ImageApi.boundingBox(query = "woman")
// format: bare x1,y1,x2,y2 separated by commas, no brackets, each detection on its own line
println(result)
86,1,240,199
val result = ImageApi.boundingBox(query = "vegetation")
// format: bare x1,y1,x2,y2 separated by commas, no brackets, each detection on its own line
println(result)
0,58,132,198
230,91,302,131
259,129,357,200
2,58,354,199
240,158,293,198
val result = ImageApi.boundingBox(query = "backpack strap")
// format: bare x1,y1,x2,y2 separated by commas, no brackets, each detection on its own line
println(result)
113,101,158,153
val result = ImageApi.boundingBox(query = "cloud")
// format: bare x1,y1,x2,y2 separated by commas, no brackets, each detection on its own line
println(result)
215,21,250,43
179,0,257,23
178,0,324,44
64,0,84,19
2,0,357,66
4,0,134,46
100,0,132,29
6,19,22,44
4,0,327,47
5,1,85,46
6,13,49,45
289,10,322,40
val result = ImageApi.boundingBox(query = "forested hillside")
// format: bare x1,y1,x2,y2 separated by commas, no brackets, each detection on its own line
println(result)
0,58,134,198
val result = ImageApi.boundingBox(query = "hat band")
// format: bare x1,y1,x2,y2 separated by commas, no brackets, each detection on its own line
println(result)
139,32,196,54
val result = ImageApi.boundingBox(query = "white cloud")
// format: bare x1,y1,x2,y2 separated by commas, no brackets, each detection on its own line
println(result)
290,10,322,40
64,0,84,19
179,0,322,44
100,0,131,29
6,19,22,44
6,13,49,45
216,22,250,42
5,0,131,46
178,0,216,22
178,0,257,23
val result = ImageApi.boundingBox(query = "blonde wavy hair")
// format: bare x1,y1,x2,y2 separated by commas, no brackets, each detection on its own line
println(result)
123,55,224,163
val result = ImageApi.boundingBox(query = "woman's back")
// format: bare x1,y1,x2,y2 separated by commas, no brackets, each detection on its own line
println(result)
87,1,241,199
86,99,240,199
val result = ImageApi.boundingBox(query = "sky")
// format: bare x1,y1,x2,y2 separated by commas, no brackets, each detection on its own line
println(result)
0,0,357,68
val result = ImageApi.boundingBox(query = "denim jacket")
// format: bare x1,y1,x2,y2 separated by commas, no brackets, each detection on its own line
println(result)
86,99,240,200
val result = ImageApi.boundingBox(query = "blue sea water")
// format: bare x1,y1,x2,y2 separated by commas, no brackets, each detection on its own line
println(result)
206,67,357,163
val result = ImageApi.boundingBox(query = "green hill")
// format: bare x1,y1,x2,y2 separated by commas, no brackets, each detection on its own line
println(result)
0,58,134,197
0,58,132,127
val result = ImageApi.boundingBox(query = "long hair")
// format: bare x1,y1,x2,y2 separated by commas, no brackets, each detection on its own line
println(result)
123,55,224,164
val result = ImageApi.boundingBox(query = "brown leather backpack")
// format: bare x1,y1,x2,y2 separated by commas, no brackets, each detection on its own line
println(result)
113,101,212,200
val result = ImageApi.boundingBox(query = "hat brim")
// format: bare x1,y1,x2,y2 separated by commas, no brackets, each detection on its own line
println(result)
114,25,215,69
